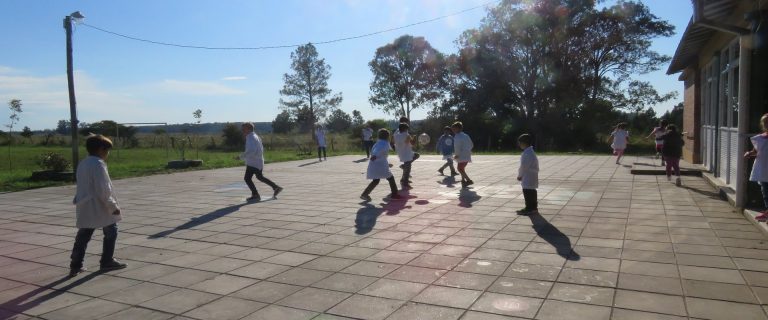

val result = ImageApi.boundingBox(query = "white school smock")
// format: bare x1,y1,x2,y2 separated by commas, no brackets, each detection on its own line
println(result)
362,128,373,141
367,140,394,179
652,127,666,146
453,132,474,163
518,146,540,189
751,134,768,182
611,130,629,150
315,129,327,147
73,156,122,229
242,132,265,170
392,131,414,162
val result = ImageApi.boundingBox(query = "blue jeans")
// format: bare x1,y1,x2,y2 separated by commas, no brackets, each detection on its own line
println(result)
70,223,118,270
761,182,768,209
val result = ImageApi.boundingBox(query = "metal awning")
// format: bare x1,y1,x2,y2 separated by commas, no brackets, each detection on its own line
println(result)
667,0,742,74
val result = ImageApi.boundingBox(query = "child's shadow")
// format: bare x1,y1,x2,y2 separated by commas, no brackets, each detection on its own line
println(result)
458,189,481,208
438,176,457,187
528,213,580,260
354,204,385,235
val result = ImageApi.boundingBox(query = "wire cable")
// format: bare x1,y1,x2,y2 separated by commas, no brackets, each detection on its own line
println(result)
79,0,500,50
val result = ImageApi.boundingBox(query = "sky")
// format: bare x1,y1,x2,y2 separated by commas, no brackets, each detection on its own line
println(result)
0,0,692,131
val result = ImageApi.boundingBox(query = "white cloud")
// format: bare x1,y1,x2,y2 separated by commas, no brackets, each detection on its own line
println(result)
156,79,246,95
221,76,247,81
0,66,18,74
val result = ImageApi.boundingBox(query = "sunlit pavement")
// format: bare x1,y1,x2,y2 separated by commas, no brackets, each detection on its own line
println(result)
0,155,765,320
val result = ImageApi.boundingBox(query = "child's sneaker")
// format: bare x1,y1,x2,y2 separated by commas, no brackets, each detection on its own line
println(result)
756,211,768,222
68,267,87,278
100,259,127,272
247,195,261,202
465,180,474,186
438,169,444,175
360,194,372,202
666,175,671,181
273,187,283,198
675,177,681,186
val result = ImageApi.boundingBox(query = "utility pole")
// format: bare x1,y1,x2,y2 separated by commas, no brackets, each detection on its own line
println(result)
64,12,84,174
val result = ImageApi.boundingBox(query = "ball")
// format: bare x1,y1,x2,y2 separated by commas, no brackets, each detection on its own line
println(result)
418,133,430,145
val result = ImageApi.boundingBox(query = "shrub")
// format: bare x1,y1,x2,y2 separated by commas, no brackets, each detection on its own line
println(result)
37,152,71,172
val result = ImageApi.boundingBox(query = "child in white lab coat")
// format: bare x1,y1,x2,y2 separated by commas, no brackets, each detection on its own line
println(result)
361,129,402,201
516,134,539,215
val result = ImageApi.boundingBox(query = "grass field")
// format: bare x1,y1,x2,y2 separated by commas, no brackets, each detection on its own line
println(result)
0,133,656,192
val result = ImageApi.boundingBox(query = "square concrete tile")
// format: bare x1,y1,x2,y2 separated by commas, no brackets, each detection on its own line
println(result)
613,290,686,316
277,287,351,312
469,292,542,318
535,299,610,320
454,259,510,276
547,283,615,306
327,294,404,320
385,265,447,284
435,271,497,290
232,281,302,303
681,279,757,303
558,268,618,287
504,263,562,281
678,265,745,284
183,296,266,320
268,267,333,286
609,308,686,320
139,289,220,314
685,297,767,320
487,277,553,298
101,282,178,305
41,298,129,320
386,302,463,320
241,305,317,320
263,252,318,266
188,274,258,295
617,273,681,295
312,273,378,293
412,285,482,309
359,278,427,300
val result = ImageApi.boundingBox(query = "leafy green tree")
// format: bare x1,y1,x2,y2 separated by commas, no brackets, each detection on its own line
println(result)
221,123,244,149
351,110,365,127
79,120,138,147
280,43,343,133
20,126,33,143
325,109,353,133
662,102,684,128
6,99,22,170
369,35,446,119
56,120,71,135
271,110,295,134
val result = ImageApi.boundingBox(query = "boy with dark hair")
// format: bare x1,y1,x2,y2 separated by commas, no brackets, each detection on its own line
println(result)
241,123,283,202
451,121,474,188
69,134,126,277
361,129,401,201
393,122,419,189
516,134,539,215
436,126,457,176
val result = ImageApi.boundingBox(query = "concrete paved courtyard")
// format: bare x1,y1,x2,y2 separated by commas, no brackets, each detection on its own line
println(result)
0,155,767,320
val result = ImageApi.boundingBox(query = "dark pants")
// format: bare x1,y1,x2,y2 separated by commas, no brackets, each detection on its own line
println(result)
665,157,680,177
363,176,398,196
363,141,374,158
318,147,327,160
439,157,457,174
244,166,279,197
523,189,538,211
760,182,768,209
401,161,412,185
70,223,118,270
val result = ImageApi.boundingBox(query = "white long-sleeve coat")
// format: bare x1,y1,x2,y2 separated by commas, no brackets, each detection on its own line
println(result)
73,156,121,229
242,132,265,170
518,146,539,189
453,132,473,163
367,139,394,179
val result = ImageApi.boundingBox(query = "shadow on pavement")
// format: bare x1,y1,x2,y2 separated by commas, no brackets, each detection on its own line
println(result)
438,176,457,187
458,189,481,208
528,213,580,260
681,184,723,200
0,272,101,316
352,158,368,163
298,161,322,167
148,203,249,239
355,204,384,235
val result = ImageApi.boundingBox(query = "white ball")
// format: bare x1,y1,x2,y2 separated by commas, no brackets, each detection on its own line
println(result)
418,133,430,145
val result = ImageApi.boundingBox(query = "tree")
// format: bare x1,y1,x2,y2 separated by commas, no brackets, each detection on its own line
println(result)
325,109,353,133
279,43,343,133
221,123,244,150
152,128,166,148
6,99,22,170
369,35,446,119
192,109,203,158
56,120,71,135
20,126,33,143
351,110,365,127
662,102,684,128
271,110,295,134
79,120,138,147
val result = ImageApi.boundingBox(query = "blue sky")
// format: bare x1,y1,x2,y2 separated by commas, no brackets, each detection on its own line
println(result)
1,0,691,130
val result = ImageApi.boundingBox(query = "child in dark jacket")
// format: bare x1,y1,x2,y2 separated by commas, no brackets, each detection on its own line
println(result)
661,125,685,186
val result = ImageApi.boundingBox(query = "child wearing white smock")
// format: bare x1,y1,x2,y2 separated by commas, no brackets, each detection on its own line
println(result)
361,129,401,201
610,123,629,164
747,114,768,221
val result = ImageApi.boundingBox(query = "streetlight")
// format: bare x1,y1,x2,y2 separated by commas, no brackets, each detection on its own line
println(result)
64,11,84,174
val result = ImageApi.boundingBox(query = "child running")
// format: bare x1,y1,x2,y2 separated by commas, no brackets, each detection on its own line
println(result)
69,134,127,277
647,119,668,166
610,123,629,164
451,121,474,188
516,134,539,215
746,114,768,221
661,124,685,186
436,126,457,176
393,122,418,190
361,129,402,201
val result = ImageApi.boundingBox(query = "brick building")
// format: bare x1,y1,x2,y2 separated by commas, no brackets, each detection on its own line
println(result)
667,0,767,207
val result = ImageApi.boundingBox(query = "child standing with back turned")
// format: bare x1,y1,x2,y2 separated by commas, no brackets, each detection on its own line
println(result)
517,134,539,215
746,114,768,221
610,123,629,164
361,129,401,201
661,124,684,186
436,126,457,176
452,121,474,188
